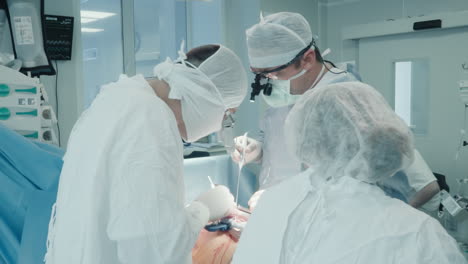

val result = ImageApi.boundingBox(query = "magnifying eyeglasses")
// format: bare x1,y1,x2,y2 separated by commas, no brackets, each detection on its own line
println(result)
249,41,314,102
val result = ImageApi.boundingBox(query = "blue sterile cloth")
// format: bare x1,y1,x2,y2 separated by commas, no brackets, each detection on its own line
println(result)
0,124,63,264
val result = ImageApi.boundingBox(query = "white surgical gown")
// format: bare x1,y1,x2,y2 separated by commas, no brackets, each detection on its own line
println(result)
45,75,208,264
233,170,467,264
258,67,359,188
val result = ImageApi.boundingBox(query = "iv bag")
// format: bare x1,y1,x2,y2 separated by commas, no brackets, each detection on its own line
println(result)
6,0,55,76
0,1,15,66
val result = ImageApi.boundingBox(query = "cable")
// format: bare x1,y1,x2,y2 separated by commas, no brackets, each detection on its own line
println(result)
323,59,347,75
54,60,61,147
315,47,346,75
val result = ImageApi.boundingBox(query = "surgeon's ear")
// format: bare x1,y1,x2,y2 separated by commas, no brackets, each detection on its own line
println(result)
301,49,317,70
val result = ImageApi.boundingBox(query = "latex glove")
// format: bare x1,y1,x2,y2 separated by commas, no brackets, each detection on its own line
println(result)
226,208,250,242
196,185,235,222
231,136,262,164
248,189,265,211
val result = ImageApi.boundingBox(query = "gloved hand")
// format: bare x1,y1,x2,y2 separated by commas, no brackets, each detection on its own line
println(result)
248,189,265,211
196,185,235,222
226,208,250,242
231,136,262,164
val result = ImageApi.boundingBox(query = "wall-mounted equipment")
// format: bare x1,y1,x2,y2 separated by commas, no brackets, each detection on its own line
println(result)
0,65,58,144
44,15,73,60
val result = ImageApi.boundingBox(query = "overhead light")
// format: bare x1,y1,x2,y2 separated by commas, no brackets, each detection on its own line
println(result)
81,17,97,24
81,27,104,33
80,10,116,19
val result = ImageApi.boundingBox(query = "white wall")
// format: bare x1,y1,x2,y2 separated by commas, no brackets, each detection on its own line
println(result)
187,0,224,48
41,0,83,148
322,0,468,62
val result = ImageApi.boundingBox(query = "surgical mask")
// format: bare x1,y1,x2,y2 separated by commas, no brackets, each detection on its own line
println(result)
154,43,227,143
262,65,327,108
261,79,301,108
260,68,308,108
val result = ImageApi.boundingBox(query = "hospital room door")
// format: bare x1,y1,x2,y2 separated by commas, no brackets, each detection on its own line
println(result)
358,27,468,189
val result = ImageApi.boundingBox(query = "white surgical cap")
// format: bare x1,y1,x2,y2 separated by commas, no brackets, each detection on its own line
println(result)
154,45,247,142
246,12,313,68
198,45,248,108
285,82,414,183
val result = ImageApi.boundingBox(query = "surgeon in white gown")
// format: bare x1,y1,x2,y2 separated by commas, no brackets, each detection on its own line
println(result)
44,44,247,264
231,12,360,190
233,82,467,264
232,12,440,212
